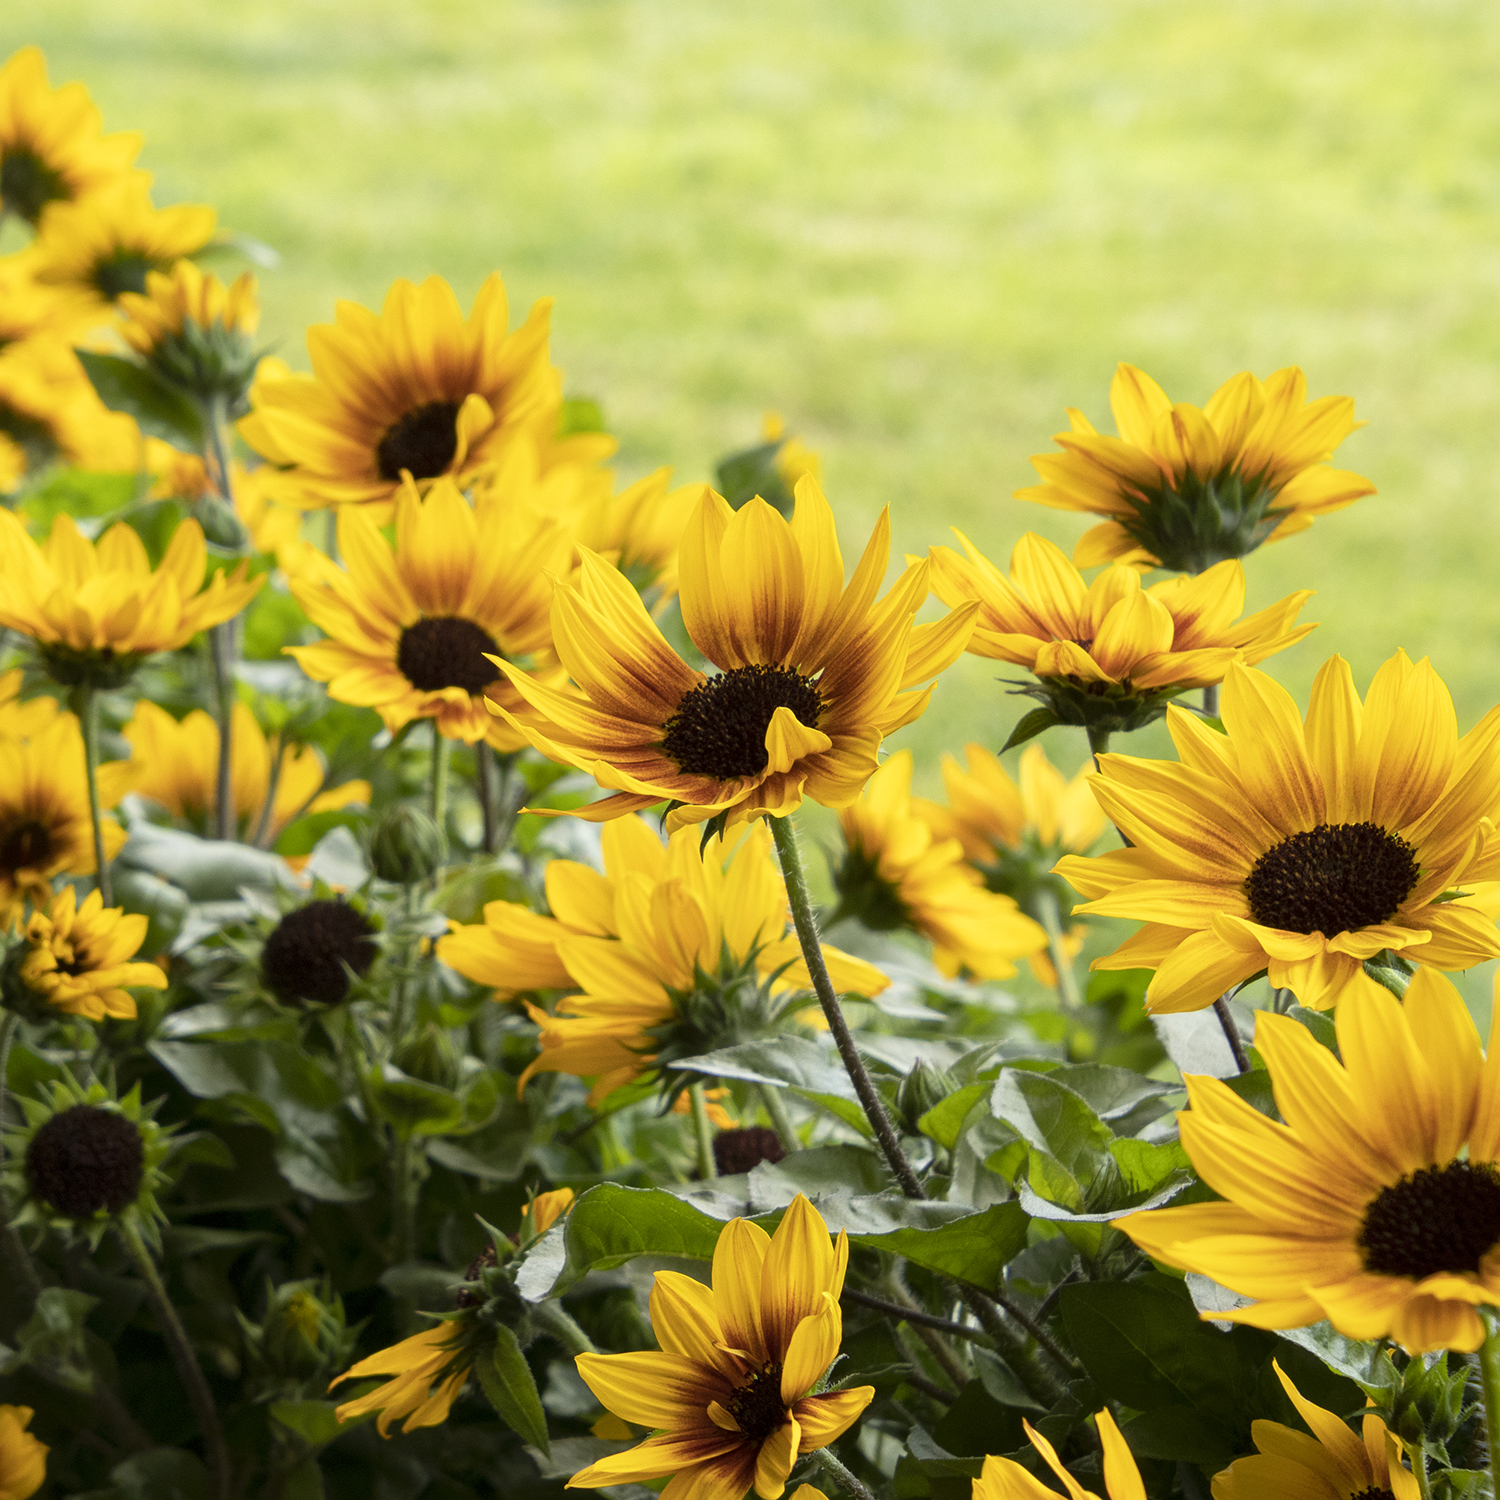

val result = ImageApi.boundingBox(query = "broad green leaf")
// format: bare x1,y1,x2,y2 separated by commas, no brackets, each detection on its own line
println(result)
107,1448,211,1500
475,1324,551,1455
119,822,294,901
269,1400,345,1448
553,1185,725,1292
670,1038,858,1098
365,1065,467,1137
0,1288,99,1390
76,350,205,448
1107,1137,1193,1196
992,1070,1123,1210
917,1083,990,1148
1287,1005,1339,1055
854,1203,1030,1293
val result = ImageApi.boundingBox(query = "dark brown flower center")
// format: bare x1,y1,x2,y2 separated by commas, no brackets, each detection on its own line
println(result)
0,819,54,878
713,1127,787,1177
1243,822,1418,937
92,250,154,303
396,616,502,695
376,400,462,482
25,1104,145,1218
728,1362,787,1445
261,899,379,1008
0,145,69,224
1358,1161,1500,1280
661,664,823,780
1349,1491,1395,1500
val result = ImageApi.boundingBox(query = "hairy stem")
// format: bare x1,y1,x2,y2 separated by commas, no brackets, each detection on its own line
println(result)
1086,724,1111,771
532,1299,598,1356
690,1082,717,1179
813,1446,878,1500
1481,1315,1500,1500
71,683,113,905
1213,995,1251,1074
1035,888,1083,1010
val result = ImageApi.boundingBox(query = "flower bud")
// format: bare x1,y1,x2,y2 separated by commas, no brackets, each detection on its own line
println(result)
195,494,249,553
1390,1352,1471,1449
241,1279,357,1400
367,803,446,886
896,1058,959,1134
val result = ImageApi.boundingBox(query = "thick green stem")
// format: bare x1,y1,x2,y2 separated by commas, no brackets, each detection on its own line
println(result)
1086,724,1111,771
1201,682,1220,718
430,725,452,850
209,623,236,840
690,1082,718,1179
1035,888,1083,1010
251,733,286,849
476,741,498,854
1479,1314,1500,1500
71,684,113,905
120,1216,230,1500
532,1299,598,1356
813,1446,878,1500
759,1083,799,1154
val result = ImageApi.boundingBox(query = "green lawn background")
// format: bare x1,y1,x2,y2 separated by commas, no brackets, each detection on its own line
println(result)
14,3,1500,984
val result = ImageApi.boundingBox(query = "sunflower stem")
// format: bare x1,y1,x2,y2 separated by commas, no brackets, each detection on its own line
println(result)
71,682,113,906
120,1215,231,1500
532,1299,598,1356
690,1082,718,1179
476,741,498,853
251,732,286,849
429,724,452,854
770,813,924,1200
209,622,237,840
1480,1313,1500,1500
1212,995,1252,1074
812,1445,878,1500
760,1083,799,1154
1036,888,1083,1010
1086,724,1111,771
1201,683,1220,718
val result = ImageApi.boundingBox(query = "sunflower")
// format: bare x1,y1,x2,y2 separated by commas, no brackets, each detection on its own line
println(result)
117,258,259,400
924,531,1314,745
239,272,606,516
15,884,167,1021
30,177,216,315
0,509,263,686
444,815,884,1104
1122,967,1500,1353
0,712,131,920
830,751,1048,981
123,700,369,843
285,475,570,749
329,1323,470,1437
0,669,61,741
0,45,142,225
0,251,97,350
491,478,978,829
1015,363,1375,573
568,1194,875,1500
1056,652,1500,1013
1211,1362,1418,1500
0,1403,47,1500
972,1408,1143,1500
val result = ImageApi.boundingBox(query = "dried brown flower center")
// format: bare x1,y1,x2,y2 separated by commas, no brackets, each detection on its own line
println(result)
1358,1161,1500,1280
25,1104,144,1218
376,399,462,482
662,664,822,780
262,899,378,1008
1243,822,1418,937
712,1127,787,1177
396,616,502,695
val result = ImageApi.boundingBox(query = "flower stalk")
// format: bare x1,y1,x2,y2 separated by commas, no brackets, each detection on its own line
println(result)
1035,888,1082,1010
430,726,451,852
70,682,113,905
813,1445,878,1500
688,1082,717,1179
1480,1314,1500,1500
204,393,243,843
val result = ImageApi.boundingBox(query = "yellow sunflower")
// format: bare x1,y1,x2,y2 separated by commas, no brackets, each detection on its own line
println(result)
239,272,608,516
1212,1362,1418,1500
0,669,60,741
569,1194,875,1500
491,478,978,829
972,1408,1143,1500
118,258,259,400
1056,652,1500,1013
16,884,167,1021
1122,967,1500,1353
30,177,216,315
1016,363,1375,573
0,251,97,349
0,712,131,920
0,1402,47,1500
0,46,142,225
285,475,570,749
123,700,369,842
330,1323,470,1438
831,751,1048,981
925,530,1314,746
454,816,886,1105
0,509,262,684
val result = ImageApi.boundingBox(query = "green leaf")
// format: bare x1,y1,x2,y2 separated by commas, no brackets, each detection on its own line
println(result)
76,351,205,448
0,1287,99,1390
269,1399,346,1449
671,1037,857,1098
553,1185,725,1292
992,1070,1123,1210
1001,707,1060,752
917,1083,990,1148
1287,1005,1339,1054
475,1324,551,1455
364,1065,467,1138
1107,1137,1193,1196
107,1448,211,1500
119,823,294,901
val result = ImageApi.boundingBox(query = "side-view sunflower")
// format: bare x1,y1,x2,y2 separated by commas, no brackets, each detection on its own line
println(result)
123,700,369,843
0,45,142,225
1015,362,1374,573
0,510,261,687
925,530,1314,746
972,1408,1143,1500
569,1194,875,1500
470,816,887,1106
1056,652,1500,1013
286,475,570,749
118,257,260,401
1122,968,1500,1354
31,177,216,315
240,272,605,516
491,477,978,829
1212,1362,1418,1500
830,751,1048,981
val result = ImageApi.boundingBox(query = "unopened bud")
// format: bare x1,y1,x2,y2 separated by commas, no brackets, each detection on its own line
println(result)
368,803,445,885
896,1058,958,1133
196,495,249,553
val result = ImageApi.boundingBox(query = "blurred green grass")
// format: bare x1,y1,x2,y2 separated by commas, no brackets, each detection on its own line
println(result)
18,0,1500,788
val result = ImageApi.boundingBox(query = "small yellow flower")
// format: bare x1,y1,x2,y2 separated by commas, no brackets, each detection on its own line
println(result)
1212,1362,1418,1500
18,884,167,1021
522,1187,575,1237
0,510,262,683
833,751,1049,981
569,1194,875,1500
0,46,142,225
0,1402,47,1500
671,1087,737,1130
329,1324,470,1438
122,700,369,842
1016,362,1374,572
972,1408,1142,1500
119,257,258,355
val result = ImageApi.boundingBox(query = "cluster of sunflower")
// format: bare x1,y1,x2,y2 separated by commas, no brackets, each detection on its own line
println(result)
4,38,1500,1500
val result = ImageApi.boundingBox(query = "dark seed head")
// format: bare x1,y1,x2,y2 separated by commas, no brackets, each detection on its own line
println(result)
1358,1160,1500,1280
1244,822,1419,937
1349,1490,1396,1500
25,1104,145,1218
375,400,462,482
92,250,153,303
728,1362,788,1444
456,1243,500,1308
661,664,823,780
712,1126,786,1178
261,900,378,1008
395,616,502,695
0,819,53,879
0,145,69,224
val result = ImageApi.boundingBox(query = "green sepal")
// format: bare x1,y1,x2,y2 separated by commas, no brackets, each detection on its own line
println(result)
1001,706,1060,752
474,1323,551,1456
